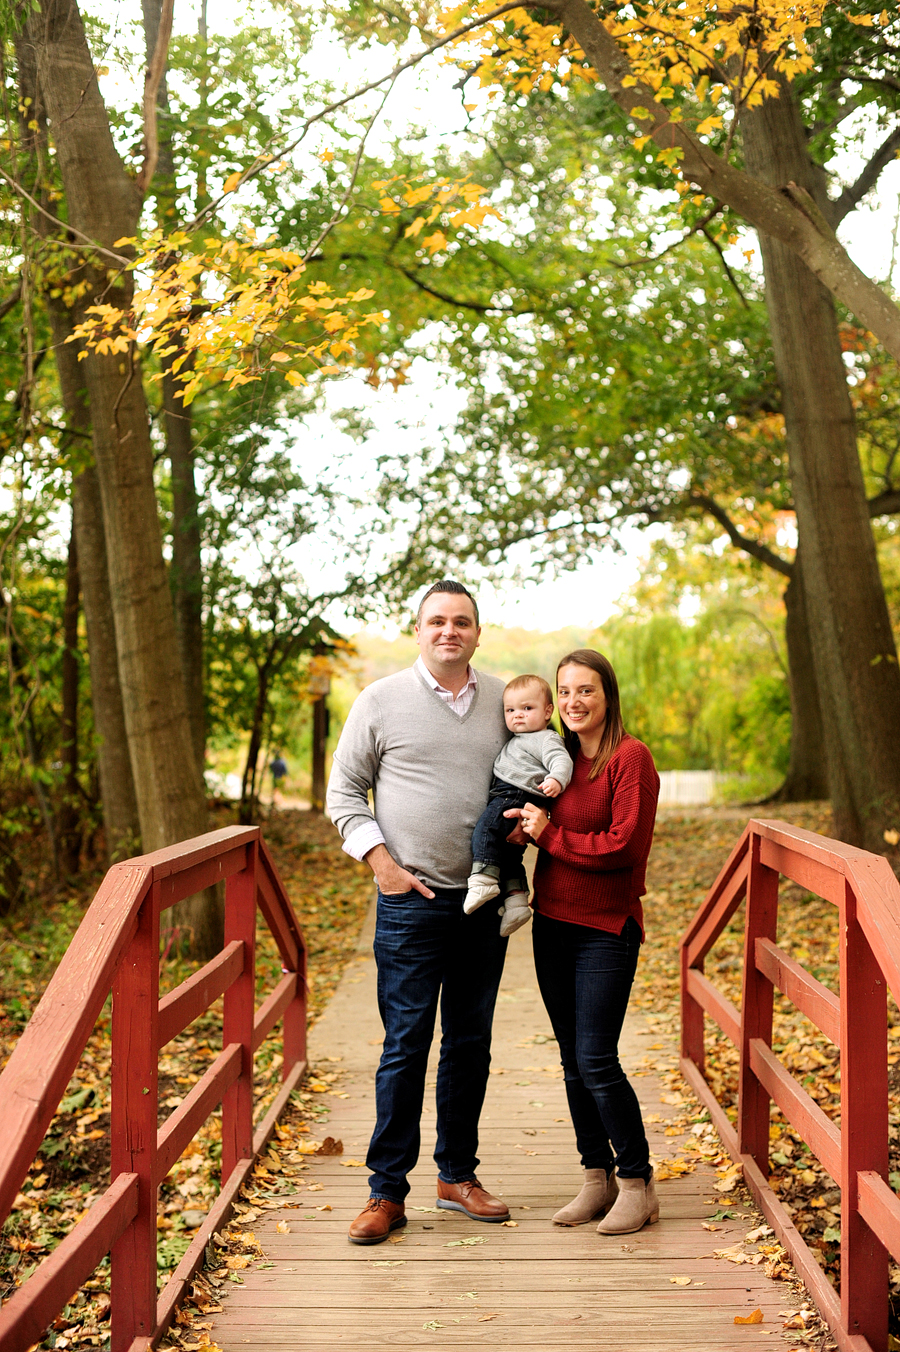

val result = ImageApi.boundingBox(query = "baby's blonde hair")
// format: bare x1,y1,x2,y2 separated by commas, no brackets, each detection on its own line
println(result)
503,674,554,707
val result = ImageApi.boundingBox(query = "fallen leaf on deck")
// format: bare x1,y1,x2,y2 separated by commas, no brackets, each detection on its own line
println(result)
412,1206,443,1213
339,1159,367,1167
294,1141,323,1155
745,1225,773,1243
701,1223,720,1232
501,1220,518,1227
316,1204,332,1211
276,1221,291,1234
478,1313,499,1322
735,1309,764,1325
388,1232,406,1243
422,1321,443,1331
315,1137,343,1155
370,1261,405,1267
224,1256,251,1270
445,1236,488,1246
670,1276,691,1285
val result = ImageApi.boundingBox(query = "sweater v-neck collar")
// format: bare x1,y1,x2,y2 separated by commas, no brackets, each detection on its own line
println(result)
412,664,482,724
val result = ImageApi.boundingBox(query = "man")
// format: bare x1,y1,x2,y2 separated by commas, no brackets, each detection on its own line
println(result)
326,580,513,1244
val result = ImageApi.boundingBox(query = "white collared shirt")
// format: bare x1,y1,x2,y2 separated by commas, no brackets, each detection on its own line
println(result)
341,658,479,862
413,655,478,716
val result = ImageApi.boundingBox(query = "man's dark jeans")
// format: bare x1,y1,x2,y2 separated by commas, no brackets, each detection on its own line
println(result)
470,774,551,893
368,886,508,1202
532,910,650,1180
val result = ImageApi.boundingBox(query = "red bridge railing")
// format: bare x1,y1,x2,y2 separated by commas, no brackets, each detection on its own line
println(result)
0,826,307,1352
681,818,900,1352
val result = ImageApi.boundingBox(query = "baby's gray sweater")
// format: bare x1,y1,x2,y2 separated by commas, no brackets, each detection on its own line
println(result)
493,729,573,795
326,666,509,889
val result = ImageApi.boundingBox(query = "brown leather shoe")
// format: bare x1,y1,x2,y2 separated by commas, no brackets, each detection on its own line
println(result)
348,1197,407,1245
436,1177,510,1222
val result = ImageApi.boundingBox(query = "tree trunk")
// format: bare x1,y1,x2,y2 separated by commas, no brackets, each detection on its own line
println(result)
741,82,900,856
16,24,141,863
52,317,143,861
767,550,830,803
164,364,206,771
311,697,328,813
57,518,82,875
240,667,270,825
28,0,221,952
140,0,206,769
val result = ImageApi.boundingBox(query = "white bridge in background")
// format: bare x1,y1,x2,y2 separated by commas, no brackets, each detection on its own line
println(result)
657,769,721,805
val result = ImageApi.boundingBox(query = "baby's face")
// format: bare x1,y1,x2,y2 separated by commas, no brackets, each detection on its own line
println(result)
504,686,553,734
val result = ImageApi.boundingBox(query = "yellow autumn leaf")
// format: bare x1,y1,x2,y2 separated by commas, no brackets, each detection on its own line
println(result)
339,1158,367,1167
734,1309,763,1325
695,115,723,136
404,217,425,239
222,171,242,194
284,371,307,387
276,1220,291,1234
270,352,291,362
319,149,335,162
424,231,448,254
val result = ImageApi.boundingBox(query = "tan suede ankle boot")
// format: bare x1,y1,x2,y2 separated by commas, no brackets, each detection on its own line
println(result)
595,1172,659,1234
552,1168,618,1226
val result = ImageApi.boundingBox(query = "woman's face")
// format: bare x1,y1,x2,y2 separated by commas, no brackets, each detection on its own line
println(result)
557,664,608,741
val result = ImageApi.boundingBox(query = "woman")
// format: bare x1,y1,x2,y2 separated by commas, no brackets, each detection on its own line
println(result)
506,649,660,1235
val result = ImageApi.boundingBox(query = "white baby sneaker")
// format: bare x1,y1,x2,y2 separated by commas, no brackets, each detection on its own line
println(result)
464,873,502,914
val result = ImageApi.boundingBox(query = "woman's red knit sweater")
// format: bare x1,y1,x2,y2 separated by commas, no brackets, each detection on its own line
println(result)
532,734,659,937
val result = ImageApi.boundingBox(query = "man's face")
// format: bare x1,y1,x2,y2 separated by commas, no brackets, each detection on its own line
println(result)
415,592,481,672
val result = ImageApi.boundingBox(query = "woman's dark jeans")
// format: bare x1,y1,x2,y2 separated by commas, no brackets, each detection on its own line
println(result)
532,910,650,1181
368,886,508,1202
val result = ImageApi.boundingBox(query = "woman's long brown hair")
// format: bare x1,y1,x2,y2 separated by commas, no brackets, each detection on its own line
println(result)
556,649,626,780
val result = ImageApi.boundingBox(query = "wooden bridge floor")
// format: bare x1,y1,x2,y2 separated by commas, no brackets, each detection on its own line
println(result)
210,907,794,1351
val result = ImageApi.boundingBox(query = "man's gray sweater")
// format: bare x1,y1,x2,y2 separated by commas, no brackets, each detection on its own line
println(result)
326,666,510,889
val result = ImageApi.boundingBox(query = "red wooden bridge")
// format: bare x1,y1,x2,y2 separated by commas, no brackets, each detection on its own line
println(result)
0,818,899,1352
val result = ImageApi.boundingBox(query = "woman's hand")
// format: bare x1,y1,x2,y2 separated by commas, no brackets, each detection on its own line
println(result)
504,804,550,842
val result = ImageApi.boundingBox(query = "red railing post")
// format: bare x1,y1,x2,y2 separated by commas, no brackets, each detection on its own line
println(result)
680,942,705,1075
221,841,258,1182
282,925,307,1078
110,880,160,1352
737,830,778,1170
840,878,889,1351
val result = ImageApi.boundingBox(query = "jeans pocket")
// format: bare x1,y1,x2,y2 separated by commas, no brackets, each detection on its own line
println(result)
378,888,417,901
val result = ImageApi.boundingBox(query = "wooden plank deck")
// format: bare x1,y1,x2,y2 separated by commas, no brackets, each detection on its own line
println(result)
210,904,796,1350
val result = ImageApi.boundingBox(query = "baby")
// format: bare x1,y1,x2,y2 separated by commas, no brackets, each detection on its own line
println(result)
465,674,573,937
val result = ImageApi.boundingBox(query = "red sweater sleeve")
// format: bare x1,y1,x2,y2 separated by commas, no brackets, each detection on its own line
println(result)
538,742,658,872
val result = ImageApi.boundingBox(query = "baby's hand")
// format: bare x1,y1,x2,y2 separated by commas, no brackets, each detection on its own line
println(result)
539,777,563,798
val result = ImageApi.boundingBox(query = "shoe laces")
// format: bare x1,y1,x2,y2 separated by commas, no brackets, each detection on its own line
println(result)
364,1197,394,1213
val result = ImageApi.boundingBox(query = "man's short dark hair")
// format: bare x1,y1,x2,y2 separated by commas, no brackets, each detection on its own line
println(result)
415,580,480,628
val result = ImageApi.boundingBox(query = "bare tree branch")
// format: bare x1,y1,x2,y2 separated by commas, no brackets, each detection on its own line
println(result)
137,0,175,195
700,226,750,308
829,123,900,227
868,488,900,517
687,492,793,575
0,280,22,321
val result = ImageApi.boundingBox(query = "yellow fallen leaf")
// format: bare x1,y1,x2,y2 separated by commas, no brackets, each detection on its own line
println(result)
222,171,241,194
701,1223,720,1232
670,1276,691,1285
339,1159,367,1167
276,1221,290,1234
294,1141,322,1155
501,1220,518,1227
478,1313,499,1321
735,1309,764,1325
388,1232,406,1244
317,1205,332,1211
224,1256,250,1270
